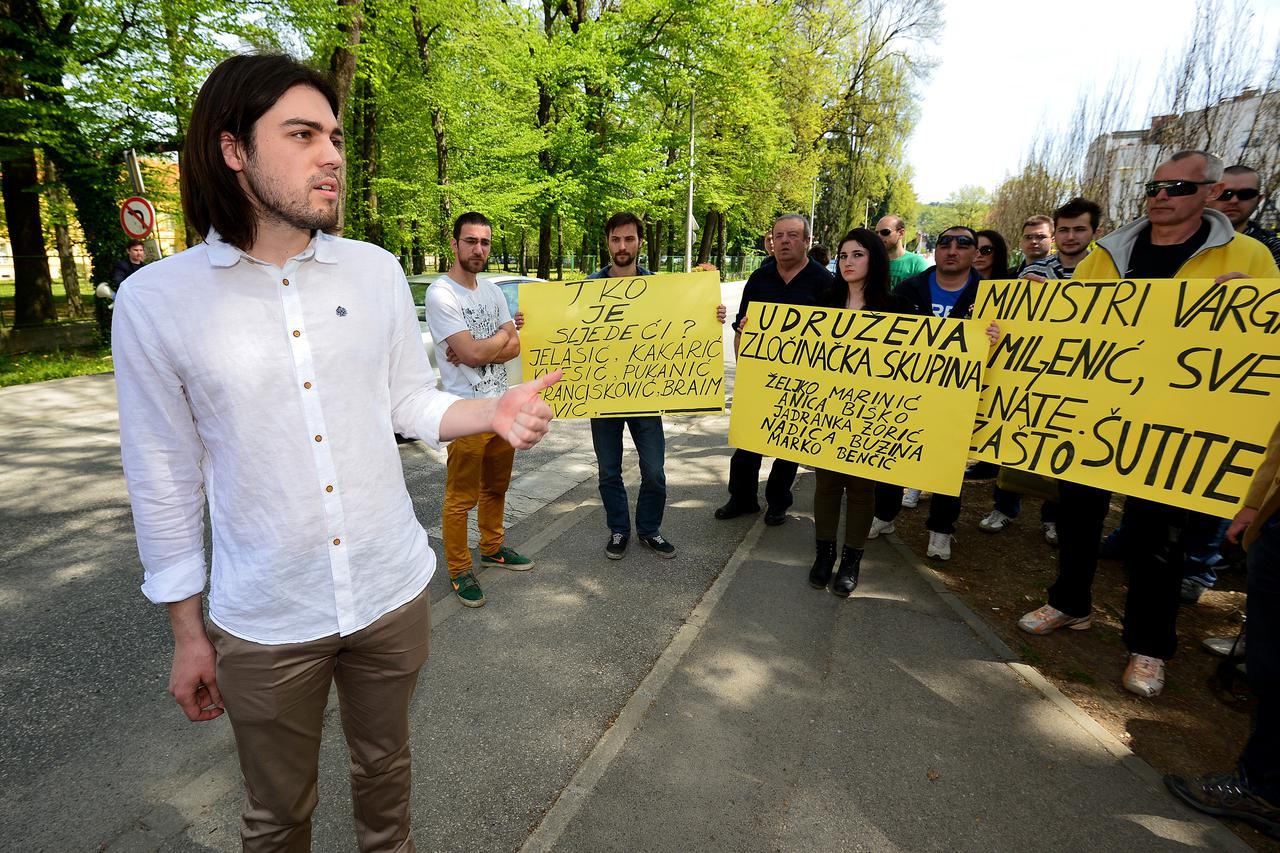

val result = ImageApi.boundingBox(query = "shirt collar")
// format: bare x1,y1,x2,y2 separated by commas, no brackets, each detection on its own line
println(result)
203,228,340,268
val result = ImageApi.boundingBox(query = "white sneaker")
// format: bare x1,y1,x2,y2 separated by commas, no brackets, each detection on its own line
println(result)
978,510,1013,533
926,531,953,560
1043,522,1058,545
1123,654,1166,697
867,517,896,539
901,488,921,508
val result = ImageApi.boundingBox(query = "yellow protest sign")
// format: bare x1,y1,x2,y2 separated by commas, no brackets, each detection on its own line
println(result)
972,278,1280,517
519,270,725,418
728,302,987,496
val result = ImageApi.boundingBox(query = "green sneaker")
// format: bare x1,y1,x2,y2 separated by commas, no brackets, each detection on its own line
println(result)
479,545,534,571
451,571,486,607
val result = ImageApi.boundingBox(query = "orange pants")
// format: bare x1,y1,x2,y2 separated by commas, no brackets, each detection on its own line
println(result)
443,431,515,578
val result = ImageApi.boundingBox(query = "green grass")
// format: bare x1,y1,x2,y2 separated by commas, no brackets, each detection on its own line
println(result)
0,345,114,387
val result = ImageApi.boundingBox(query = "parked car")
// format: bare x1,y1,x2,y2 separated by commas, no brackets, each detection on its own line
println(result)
416,273,545,383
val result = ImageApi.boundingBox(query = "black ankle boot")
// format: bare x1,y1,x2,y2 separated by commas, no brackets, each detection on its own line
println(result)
831,546,863,598
808,540,837,588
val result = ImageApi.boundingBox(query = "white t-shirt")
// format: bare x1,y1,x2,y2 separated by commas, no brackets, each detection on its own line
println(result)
424,274,513,399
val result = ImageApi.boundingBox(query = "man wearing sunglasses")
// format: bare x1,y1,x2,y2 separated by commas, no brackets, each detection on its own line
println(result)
870,225,983,560
1209,164,1280,267
875,214,926,286
1017,150,1279,701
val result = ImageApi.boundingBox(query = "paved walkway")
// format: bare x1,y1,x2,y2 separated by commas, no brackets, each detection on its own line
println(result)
85,414,1248,853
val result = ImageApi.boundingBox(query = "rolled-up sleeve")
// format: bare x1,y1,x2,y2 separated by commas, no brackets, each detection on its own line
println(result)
388,276,460,448
112,290,209,603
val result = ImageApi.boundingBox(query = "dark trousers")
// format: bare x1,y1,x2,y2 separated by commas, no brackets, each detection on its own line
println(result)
993,486,1059,523
814,468,875,548
1051,482,1186,660
1241,517,1280,801
873,482,962,535
726,448,798,511
591,416,666,537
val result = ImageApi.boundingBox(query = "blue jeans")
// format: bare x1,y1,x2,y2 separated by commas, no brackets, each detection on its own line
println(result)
1241,516,1279,801
591,416,666,537
1104,505,1227,589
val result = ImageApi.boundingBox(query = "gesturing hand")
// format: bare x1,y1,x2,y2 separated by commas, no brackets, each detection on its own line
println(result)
493,369,562,449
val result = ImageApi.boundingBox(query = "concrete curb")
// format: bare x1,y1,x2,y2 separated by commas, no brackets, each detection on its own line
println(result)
883,532,1256,853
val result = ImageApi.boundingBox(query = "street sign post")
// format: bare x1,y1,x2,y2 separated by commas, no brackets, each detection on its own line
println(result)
120,196,156,240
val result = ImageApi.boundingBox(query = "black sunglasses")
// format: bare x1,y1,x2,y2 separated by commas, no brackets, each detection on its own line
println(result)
977,245,995,255
877,228,896,237
1144,180,1214,198
937,234,976,248
1216,188,1261,202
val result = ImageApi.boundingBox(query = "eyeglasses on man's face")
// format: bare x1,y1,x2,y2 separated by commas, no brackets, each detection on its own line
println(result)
937,234,976,249
1215,188,1260,202
1144,179,1214,198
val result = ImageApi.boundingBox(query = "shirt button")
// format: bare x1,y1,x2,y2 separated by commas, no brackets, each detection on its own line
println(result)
325,485,334,493
282,278,290,286
314,435,323,442
293,330,301,337
332,538,341,546
303,381,312,389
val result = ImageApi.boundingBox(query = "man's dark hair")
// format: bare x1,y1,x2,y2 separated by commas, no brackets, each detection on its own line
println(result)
808,244,830,266
942,224,978,242
181,53,339,251
604,211,644,238
828,228,892,311
1021,215,1052,233
1053,197,1102,230
125,239,145,249
1224,164,1260,180
452,211,492,240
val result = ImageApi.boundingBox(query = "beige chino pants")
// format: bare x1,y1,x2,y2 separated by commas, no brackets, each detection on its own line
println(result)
208,588,431,853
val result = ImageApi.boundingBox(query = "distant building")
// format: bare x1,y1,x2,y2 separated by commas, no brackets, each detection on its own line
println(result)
1085,88,1280,231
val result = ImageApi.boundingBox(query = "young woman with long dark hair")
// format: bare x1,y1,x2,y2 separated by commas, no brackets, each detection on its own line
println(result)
809,228,907,597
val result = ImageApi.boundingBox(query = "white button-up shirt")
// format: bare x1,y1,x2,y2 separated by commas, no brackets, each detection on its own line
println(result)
113,231,459,644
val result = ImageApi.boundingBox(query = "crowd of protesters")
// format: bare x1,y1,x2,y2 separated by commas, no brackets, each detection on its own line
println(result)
711,150,1279,839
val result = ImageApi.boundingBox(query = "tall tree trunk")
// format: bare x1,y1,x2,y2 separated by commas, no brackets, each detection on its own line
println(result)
501,235,511,272
555,213,563,280
410,7,451,266
2,148,56,326
697,210,715,265
330,0,362,118
44,159,83,317
518,227,528,275
714,211,726,273
361,73,381,247
537,209,552,280
161,8,198,248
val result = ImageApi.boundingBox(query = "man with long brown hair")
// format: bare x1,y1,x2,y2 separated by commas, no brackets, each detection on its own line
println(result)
113,53,559,850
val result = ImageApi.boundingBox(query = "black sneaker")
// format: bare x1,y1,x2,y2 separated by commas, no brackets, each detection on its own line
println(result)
605,532,629,560
764,507,787,526
639,534,677,559
715,500,760,520
1165,772,1280,838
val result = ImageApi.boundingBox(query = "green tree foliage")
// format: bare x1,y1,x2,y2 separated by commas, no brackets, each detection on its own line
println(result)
3,0,939,315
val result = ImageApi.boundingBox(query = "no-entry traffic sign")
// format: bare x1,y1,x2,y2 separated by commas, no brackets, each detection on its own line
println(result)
120,196,156,239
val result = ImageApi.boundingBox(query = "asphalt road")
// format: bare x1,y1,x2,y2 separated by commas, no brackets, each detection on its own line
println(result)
0,278,745,851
